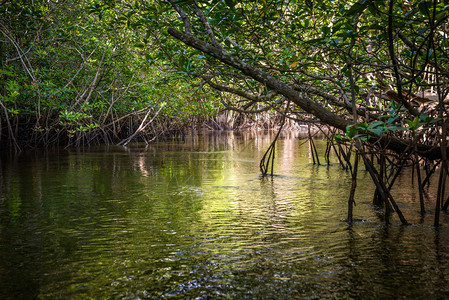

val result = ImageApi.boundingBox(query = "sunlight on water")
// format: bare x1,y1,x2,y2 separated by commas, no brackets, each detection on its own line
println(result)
1,131,449,299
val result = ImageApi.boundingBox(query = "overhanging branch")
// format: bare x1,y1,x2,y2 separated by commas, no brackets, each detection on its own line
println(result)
167,27,349,130
167,27,442,160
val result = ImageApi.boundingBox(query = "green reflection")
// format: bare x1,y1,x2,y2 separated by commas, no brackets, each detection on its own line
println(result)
1,131,449,299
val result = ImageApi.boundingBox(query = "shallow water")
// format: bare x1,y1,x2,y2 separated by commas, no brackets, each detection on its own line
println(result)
1,131,449,299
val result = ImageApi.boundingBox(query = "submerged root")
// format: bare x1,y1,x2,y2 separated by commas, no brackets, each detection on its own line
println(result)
260,128,448,226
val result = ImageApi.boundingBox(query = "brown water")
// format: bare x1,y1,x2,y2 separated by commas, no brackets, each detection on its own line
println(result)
1,131,449,299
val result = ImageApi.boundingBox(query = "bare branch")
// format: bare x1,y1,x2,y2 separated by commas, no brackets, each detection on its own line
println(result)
167,0,192,35
203,76,277,103
220,101,272,114
387,0,419,117
192,0,221,48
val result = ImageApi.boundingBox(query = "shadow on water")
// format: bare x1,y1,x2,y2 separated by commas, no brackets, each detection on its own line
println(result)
1,130,449,299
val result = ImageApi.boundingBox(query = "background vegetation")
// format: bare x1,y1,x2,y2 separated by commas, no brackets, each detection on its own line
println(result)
0,0,225,150
2,0,448,151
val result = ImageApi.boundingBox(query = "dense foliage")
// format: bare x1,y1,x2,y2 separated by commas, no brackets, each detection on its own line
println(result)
155,0,449,155
150,0,449,224
0,0,221,149
5,0,447,152
2,0,449,223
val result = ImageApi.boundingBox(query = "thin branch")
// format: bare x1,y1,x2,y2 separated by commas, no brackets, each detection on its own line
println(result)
167,0,192,34
203,76,277,103
387,0,419,117
192,0,221,48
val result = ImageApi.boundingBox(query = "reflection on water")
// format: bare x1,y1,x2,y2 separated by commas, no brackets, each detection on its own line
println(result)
1,130,449,299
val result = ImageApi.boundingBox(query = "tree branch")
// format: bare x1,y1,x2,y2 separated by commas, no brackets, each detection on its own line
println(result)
167,27,442,160
168,27,350,130
167,0,192,34
387,0,419,117
203,76,277,103
192,1,221,48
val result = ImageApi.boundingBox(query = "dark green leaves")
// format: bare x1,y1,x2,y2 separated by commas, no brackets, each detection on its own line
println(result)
418,1,432,15
225,0,235,9
345,0,369,17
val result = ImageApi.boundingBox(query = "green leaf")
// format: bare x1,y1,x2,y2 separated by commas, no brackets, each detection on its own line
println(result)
334,133,350,143
387,114,399,125
368,127,384,136
369,121,385,128
346,0,368,17
346,125,358,138
406,116,420,131
419,113,429,122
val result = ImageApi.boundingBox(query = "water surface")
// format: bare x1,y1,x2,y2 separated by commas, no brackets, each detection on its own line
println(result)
1,131,449,299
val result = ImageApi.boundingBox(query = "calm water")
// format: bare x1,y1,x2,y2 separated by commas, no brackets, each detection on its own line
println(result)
1,131,449,299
